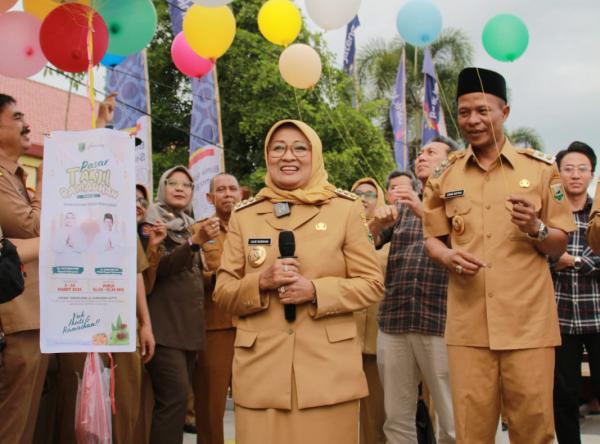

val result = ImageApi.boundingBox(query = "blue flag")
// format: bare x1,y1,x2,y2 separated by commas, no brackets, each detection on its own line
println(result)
421,47,447,145
390,48,408,170
343,16,360,75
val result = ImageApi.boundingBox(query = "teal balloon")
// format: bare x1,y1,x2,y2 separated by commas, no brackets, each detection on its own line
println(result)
100,53,126,68
97,0,157,56
396,0,442,47
482,14,529,62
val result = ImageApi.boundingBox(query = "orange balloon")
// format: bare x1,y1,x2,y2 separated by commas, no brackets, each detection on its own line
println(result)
23,0,90,20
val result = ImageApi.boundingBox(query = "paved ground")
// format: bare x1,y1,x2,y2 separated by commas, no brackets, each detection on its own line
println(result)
183,409,600,443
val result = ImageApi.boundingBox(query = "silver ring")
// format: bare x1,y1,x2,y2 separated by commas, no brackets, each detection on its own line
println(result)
455,265,463,275
283,264,288,272
278,285,286,294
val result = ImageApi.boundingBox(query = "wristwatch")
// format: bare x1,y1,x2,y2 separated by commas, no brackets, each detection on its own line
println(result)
188,237,201,252
527,220,549,242
573,256,583,271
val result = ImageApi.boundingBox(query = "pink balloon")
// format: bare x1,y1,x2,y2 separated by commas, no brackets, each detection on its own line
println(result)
0,0,17,13
0,11,47,78
171,32,214,78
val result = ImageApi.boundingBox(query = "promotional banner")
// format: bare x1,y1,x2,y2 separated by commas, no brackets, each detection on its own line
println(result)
421,47,447,144
169,0,224,219
106,52,153,192
390,48,409,170
189,145,223,219
39,129,137,353
343,16,360,75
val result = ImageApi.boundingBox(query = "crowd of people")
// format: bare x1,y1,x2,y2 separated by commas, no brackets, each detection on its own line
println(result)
1,65,600,444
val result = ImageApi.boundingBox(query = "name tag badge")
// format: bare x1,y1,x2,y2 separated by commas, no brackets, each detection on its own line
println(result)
249,238,272,246
444,190,464,199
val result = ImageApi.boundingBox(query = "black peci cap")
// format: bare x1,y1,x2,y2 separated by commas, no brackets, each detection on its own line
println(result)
457,67,507,102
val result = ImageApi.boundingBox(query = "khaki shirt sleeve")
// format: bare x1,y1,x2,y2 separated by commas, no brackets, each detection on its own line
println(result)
143,243,161,294
136,238,149,274
423,178,450,239
310,200,384,319
588,181,600,254
214,212,269,316
0,174,41,238
541,163,576,233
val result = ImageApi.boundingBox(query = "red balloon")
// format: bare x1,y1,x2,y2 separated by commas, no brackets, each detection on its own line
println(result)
39,3,108,73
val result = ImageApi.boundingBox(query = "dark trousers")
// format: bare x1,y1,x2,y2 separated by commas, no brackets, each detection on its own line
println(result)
146,345,196,444
554,333,600,444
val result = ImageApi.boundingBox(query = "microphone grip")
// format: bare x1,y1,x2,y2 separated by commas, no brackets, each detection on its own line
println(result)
284,303,296,322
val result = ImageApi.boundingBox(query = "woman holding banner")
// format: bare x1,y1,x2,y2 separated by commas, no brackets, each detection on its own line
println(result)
214,120,384,444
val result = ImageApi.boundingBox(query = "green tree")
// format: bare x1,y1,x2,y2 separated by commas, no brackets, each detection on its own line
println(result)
507,127,544,152
357,29,474,165
147,0,393,192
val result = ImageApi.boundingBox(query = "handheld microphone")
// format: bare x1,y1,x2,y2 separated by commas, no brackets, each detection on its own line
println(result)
278,230,296,322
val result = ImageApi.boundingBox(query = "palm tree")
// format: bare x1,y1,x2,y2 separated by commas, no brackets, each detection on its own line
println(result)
357,29,474,164
507,127,544,152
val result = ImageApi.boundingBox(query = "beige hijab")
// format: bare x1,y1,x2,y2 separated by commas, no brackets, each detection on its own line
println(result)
256,120,337,204
351,177,386,220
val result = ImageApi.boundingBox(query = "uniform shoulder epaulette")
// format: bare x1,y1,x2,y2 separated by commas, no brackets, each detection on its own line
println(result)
518,147,554,165
334,188,358,201
432,150,465,178
234,196,265,212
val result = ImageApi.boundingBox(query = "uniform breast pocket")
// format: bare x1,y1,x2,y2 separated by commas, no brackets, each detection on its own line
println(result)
234,329,258,349
505,194,542,241
444,198,473,245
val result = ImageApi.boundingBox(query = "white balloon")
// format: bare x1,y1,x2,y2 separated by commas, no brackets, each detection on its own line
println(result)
305,0,361,31
192,0,233,7
279,43,322,89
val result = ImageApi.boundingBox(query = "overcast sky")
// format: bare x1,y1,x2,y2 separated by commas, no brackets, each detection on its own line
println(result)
296,0,600,158
19,0,600,158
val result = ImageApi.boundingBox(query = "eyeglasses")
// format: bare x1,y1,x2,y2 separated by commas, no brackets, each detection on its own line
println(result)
561,165,592,174
354,190,378,201
165,180,194,190
136,197,149,209
268,142,311,159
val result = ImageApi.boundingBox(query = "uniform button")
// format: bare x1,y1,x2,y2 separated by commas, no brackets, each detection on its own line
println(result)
288,328,293,335
485,175,490,182
488,292,494,298
486,205,491,210
486,233,492,238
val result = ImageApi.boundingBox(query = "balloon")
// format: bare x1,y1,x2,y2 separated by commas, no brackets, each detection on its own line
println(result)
279,44,322,89
39,3,109,73
0,0,17,14
482,14,529,62
23,0,89,21
192,0,233,6
183,5,236,59
258,0,301,47
96,0,157,56
171,32,214,78
0,12,47,78
305,0,361,31
101,53,127,68
396,0,442,47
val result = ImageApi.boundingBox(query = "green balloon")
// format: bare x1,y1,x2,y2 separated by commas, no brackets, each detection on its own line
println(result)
97,0,157,56
482,14,529,62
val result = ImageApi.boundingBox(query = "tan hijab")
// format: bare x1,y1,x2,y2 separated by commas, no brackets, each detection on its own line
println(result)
256,120,337,204
351,177,386,220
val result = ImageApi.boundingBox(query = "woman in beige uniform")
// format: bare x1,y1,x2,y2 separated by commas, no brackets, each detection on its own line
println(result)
214,120,384,444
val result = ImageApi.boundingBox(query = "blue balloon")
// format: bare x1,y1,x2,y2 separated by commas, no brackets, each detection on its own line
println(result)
396,0,442,47
100,53,127,68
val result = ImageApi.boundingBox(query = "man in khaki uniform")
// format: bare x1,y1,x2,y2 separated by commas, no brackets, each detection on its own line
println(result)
192,172,241,444
589,181,600,254
423,68,576,443
0,94,46,444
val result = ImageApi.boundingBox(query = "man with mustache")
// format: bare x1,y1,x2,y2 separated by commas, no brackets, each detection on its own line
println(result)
0,93,46,444
423,68,576,443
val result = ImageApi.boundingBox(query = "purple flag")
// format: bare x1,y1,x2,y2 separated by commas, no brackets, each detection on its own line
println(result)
343,16,360,75
421,47,447,145
390,48,408,170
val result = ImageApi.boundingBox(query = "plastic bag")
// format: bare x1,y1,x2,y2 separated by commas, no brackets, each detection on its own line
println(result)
75,352,113,444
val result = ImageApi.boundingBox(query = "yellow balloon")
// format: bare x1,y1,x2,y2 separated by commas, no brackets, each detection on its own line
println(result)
279,44,322,89
183,5,236,60
258,0,301,47
24,0,90,20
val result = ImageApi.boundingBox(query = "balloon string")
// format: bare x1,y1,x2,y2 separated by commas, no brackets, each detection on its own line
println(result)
293,88,304,122
474,67,510,199
434,69,460,140
87,9,96,129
